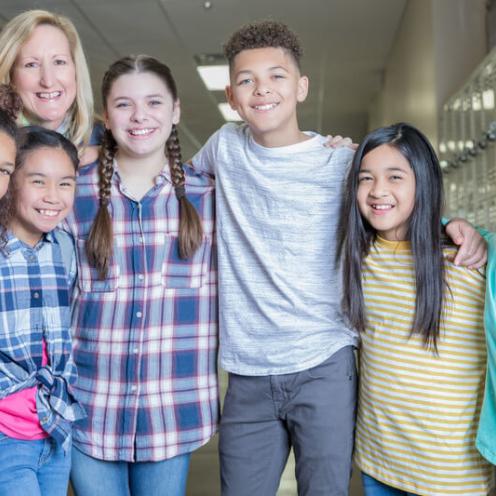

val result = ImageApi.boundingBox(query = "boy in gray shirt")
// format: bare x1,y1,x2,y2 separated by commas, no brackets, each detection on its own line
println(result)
192,20,485,496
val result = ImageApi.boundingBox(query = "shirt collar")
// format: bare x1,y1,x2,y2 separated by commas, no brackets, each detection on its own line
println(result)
5,230,55,255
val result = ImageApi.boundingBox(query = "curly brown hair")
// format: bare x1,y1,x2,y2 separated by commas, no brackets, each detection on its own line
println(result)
223,20,303,69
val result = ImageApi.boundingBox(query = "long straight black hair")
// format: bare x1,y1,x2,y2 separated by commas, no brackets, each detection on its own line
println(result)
338,122,447,350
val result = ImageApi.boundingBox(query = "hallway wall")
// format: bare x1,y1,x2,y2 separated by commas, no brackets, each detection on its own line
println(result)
368,0,487,146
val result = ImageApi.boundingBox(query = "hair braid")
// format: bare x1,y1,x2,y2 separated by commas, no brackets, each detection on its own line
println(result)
85,129,116,278
166,124,203,258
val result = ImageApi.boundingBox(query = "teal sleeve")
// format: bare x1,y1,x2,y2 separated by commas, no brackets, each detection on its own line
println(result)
476,234,496,463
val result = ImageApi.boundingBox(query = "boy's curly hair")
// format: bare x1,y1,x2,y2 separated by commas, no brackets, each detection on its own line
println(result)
223,20,303,69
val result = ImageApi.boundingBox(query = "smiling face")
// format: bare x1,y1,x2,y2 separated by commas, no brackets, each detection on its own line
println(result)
357,144,416,242
104,71,180,161
0,132,16,199
226,47,308,147
10,146,76,246
12,24,77,130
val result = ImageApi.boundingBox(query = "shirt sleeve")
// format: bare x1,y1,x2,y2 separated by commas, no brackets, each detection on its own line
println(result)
191,127,224,177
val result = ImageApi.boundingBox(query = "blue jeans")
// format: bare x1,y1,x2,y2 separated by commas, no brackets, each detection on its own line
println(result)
0,432,71,496
70,446,191,496
362,473,418,496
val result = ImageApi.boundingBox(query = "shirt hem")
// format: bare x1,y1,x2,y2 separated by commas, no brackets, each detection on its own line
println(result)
220,339,357,376
72,428,217,462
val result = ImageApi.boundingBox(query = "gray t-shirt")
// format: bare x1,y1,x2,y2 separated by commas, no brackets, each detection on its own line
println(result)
192,123,358,375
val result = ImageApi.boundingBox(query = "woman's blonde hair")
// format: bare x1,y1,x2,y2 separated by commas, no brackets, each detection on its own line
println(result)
0,9,94,150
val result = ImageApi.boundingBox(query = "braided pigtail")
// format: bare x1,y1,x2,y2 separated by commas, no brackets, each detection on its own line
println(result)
166,124,203,258
85,129,116,279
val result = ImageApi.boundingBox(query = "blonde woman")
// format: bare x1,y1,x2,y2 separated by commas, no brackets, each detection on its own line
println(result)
0,9,100,163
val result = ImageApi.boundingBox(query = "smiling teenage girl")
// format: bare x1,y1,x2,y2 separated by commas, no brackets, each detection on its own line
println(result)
66,55,217,496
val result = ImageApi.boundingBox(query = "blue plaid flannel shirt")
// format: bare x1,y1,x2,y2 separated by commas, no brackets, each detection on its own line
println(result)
66,162,218,462
0,230,85,450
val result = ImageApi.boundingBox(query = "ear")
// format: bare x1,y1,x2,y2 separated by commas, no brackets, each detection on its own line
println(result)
296,75,309,103
225,85,237,110
172,99,181,125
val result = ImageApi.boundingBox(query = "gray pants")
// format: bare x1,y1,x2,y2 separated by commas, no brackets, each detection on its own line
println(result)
219,346,357,496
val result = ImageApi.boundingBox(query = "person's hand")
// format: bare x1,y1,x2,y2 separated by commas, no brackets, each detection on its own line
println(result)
445,218,487,268
324,135,358,150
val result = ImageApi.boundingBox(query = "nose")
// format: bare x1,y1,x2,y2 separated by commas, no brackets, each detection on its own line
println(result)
130,105,147,123
42,183,61,204
369,179,388,198
253,82,271,96
39,62,55,88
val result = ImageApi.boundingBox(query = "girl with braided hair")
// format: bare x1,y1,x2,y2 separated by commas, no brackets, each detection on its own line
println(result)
66,56,217,496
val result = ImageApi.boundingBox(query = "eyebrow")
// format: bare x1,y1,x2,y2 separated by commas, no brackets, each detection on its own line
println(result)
359,167,409,173
113,94,165,100
235,65,289,76
26,172,76,180
0,161,14,168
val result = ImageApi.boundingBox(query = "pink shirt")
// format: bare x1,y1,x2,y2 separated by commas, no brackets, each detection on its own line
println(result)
0,342,49,440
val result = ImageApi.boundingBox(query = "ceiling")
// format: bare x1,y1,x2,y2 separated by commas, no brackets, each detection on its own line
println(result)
0,0,407,157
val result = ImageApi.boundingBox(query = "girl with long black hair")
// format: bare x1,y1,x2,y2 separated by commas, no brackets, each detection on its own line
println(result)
339,122,492,496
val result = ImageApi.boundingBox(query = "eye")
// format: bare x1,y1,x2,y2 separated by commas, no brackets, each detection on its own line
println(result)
0,168,12,176
115,102,130,108
390,174,404,181
24,61,39,69
32,179,44,185
358,175,372,183
272,74,285,80
149,99,163,106
237,78,253,86
54,58,68,66
60,181,75,188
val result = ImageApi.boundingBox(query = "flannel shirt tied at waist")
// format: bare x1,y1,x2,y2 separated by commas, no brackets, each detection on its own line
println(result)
0,231,85,450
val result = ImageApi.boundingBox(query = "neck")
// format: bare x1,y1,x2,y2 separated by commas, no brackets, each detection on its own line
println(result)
251,120,310,148
116,150,166,178
9,222,42,248
115,150,168,200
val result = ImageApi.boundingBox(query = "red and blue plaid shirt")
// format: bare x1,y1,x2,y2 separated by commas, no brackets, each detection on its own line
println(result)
66,161,218,462
0,231,85,450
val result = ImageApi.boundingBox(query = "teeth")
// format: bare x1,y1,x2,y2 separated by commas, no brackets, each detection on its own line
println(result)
38,209,58,217
129,128,154,136
254,103,277,111
37,91,61,99
373,204,393,210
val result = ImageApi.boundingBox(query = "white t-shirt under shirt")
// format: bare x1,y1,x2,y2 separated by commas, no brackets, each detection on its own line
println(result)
192,123,358,375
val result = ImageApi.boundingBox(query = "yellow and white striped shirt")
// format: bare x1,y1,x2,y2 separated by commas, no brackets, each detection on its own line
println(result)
354,236,492,496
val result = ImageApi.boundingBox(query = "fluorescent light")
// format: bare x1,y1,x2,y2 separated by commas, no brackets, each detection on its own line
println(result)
197,65,230,91
218,103,242,121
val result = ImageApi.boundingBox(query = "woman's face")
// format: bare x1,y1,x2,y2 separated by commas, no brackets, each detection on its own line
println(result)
12,24,77,131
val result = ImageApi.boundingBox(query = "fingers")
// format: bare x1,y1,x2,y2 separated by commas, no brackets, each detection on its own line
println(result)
454,238,487,268
323,135,357,149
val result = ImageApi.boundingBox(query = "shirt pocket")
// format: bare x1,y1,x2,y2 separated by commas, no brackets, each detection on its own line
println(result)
162,235,212,289
75,238,119,293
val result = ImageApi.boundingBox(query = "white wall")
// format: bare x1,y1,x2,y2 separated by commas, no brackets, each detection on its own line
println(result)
368,0,487,146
